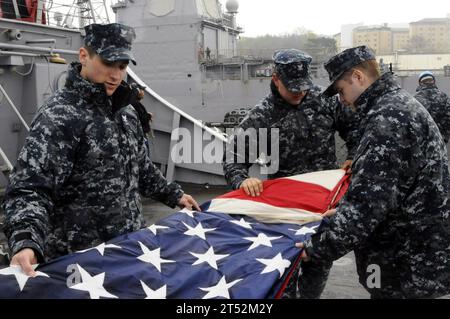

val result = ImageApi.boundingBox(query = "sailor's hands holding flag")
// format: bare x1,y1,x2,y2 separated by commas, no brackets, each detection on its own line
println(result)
240,177,264,197
178,194,201,211
10,248,38,277
295,208,337,262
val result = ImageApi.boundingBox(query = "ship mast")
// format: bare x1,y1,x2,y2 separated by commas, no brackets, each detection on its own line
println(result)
77,0,92,27
77,0,111,27
53,0,111,28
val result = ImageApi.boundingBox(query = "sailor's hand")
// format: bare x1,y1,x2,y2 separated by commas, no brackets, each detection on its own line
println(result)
178,194,201,211
341,159,353,173
294,243,311,262
322,208,337,218
240,178,264,197
10,248,37,277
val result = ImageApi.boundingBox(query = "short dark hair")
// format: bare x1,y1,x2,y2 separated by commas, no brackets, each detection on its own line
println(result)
342,60,381,81
84,46,96,57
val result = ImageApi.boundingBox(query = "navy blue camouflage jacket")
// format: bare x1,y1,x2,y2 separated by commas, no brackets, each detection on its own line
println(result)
305,73,450,298
3,62,183,261
223,82,361,189
414,83,450,143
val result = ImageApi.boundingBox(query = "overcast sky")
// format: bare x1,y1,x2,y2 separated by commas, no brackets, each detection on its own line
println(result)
219,0,450,37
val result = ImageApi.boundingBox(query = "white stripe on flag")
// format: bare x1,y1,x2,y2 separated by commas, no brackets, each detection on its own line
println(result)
284,169,346,191
207,198,323,225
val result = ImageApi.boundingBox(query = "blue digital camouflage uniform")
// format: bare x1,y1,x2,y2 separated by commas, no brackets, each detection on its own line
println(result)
84,23,137,65
323,45,377,97
304,46,450,299
3,24,184,262
223,49,360,190
414,82,450,143
223,49,361,299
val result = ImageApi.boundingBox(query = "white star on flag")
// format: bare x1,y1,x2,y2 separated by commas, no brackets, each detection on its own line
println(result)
230,218,253,229
183,222,216,240
77,243,122,256
199,275,242,299
140,281,167,299
190,246,229,270
147,224,169,235
289,225,319,236
137,241,175,272
180,208,197,218
244,233,282,251
0,265,49,291
69,264,118,299
257,253,291,278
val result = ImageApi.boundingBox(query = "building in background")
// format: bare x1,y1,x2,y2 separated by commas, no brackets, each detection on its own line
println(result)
353,24,392,55
339,23,364,51
348,15,450,55
392,27,410,52
409,17,450,53
333,33,342,52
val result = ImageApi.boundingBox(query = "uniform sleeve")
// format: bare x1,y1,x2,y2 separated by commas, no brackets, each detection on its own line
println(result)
413,91,425,107
138,130,184,208
3,107,81,260
328,97,361,159
440,94,450,144
222,109,266,190
305,120,405,262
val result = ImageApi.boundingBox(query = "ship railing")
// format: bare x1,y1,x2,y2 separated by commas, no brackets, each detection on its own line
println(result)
0,41,228,183
0,44,225,142
200,49,267,65
201,16,242,33
127,68,227,182
127,68,227,144
0,79,29,177
0,147,13,177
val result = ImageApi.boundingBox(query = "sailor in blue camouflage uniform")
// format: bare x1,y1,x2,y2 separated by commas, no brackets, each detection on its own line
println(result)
3,23,200,276
223,49,360,191
414,71,450,143
223,49,361,298
297,46,450,298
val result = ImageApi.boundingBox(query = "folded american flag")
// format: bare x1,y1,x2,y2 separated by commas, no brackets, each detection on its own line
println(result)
0,169,349,299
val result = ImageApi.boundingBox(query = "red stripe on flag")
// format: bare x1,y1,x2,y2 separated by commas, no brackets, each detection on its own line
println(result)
217,177,347,214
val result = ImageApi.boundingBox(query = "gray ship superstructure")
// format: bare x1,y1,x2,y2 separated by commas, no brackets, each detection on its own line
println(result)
0,18,84,189
0,2,235,190
1,0,450,192
113,0,274,123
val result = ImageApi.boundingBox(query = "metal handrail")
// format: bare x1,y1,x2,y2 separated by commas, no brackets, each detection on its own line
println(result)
0,43,79,56
0,43,227,142
0,83,30,131
127,68,227,143
0,147,13,173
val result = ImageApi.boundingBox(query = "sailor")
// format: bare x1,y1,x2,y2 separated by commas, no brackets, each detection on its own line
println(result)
3,23,200,276
414,71,450,143
296,46,450,298
223,48,361,298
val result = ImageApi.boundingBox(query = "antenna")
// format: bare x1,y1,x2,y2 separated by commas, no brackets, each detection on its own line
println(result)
77,0,93,28
58,0,111,29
